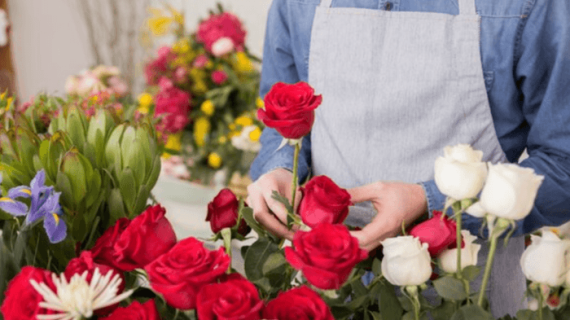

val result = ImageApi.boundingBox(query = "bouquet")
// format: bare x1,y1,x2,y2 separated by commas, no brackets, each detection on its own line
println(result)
140,4,262,185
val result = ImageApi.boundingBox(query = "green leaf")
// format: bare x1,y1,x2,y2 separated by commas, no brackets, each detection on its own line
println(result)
244,238,280,281
433,276,468,301
369,311,383,320
145,155,161,190
379,282,404,320
262,252,287,276
240,245,250,259
13,229,29,267
105,125,125,172
461,266,481,282
119,168,137,215
241,207,266,237
450,305,494,320
133,185,151,216
71,214,87,242
56,171,74,209
431,300,458,320
372,258,382,277
0,237,18,309
66,109,86,152
60,151,87,205
271,191,293,214
108,189,127,223
347,295,369,310
85,170,102,208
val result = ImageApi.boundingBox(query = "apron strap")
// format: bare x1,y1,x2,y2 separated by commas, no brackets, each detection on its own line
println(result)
458,0,477,15
319,0,333,8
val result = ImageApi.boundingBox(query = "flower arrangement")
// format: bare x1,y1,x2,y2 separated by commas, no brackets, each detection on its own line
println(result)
2,83,570,320
65,65,129,99
140,4,262,185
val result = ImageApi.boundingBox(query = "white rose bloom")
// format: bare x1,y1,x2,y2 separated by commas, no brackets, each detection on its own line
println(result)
479,163,544,220
520,231,570,287
465,202,487,218
381,236,432,286
438,230,481,273
231,126,261,152
434,144,488,200
211,37,235,57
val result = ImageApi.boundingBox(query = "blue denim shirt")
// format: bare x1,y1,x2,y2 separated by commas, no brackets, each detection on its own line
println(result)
250,0,570,236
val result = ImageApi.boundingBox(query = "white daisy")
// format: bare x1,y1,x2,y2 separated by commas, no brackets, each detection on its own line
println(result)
30,268,133,320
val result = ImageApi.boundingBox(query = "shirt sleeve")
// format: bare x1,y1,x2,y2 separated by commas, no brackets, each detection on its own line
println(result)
249,0,312,182
422,0,570,237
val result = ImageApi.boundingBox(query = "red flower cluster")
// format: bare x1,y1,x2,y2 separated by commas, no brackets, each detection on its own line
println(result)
154,77,192,134
409,211,459,257
145,46,175,85
196,12,247,53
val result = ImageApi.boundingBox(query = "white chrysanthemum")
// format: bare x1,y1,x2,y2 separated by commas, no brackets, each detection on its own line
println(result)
30,268,133,320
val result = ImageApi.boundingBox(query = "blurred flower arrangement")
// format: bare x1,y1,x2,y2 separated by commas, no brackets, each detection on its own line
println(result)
140,4,263,186
65,65,129,99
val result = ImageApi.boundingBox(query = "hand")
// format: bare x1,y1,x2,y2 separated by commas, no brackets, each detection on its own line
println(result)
348,181,428,251
246,168,301,240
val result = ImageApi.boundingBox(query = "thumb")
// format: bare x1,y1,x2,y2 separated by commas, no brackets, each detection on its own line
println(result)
348,183,380,204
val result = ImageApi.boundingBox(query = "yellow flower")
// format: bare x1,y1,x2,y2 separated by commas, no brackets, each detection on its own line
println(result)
234,52,253,73
228,123,236,131
0,92,6,100
138,105,150,115
193,81,208,95
235,115,253,127
5,97,13,111
194,117,211,147
208,153,222,169
138,93,154,106
249,126,262,142
147,16,173,36
200,100,215,116
256,97,265,109
218,136,228,144
172,39,191,55
165,132,182,152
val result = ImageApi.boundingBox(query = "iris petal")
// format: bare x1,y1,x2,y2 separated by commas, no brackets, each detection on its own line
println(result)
7,186,32,199
44,212,67,243
0,197,28,216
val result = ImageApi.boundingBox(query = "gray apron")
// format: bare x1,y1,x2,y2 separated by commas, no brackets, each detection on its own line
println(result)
308,0,526,316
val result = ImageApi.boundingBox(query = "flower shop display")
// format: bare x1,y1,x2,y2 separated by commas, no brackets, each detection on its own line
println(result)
141,4,262,186
2,82,570,320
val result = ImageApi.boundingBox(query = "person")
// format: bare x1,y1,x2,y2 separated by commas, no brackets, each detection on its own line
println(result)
247,0,570,317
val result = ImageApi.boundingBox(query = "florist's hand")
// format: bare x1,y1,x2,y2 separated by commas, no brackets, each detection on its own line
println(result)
348,181,428,251
246,168,301,240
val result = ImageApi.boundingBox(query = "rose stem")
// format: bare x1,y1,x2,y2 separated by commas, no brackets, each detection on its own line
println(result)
537,285,544,320
221,228,233,274
290,142,301,220
452,201,462,280
477,234,498,307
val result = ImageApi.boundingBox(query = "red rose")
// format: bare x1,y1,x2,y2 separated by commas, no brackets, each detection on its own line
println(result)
154,78,192,134
65,251,124,315
91,218,132,270
145,237,230,310
196,12,246,53
114,205,177,271
299,175,351,228
258,82,322,139
1,266,59,320
285,223,368,290
409,211,457,257
211,70,228,85
263,286,334,320
206,188,250,236
197,276,263,320
101,300,160,320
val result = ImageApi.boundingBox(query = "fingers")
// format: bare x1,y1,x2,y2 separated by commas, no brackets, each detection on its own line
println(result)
247,183,294,240
348,182,382,204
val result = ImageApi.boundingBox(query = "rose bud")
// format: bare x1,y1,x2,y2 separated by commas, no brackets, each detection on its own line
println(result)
381,236,432,286
298,175,351,228
258,82,322,140
206,188,250,236
263,286,334,320
409,211,457,257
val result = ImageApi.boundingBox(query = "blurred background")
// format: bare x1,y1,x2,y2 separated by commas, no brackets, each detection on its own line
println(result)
6,0,271,101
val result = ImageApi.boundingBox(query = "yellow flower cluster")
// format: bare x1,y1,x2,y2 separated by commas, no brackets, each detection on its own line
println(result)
200,100,215,116
138,93,154,115
147,6,184,36
194,117,211,147
233,52,254,74
190,69,208,95
208,152,222,169
172,39,196,68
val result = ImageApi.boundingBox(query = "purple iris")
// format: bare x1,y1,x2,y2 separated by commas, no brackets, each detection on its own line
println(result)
0,170,67,243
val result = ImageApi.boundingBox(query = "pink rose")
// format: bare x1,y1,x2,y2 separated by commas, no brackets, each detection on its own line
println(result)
145,46,175,85
174,67,187,83
193,55,209,68
154,77,191,134
107,76,128,97
196,12,246,54
211,37,235,57
211,70,228,85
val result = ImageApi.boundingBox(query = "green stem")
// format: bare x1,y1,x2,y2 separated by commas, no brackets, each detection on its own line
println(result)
456,209,462,279
221,228,232,274
463,279,471,305
290,143,300,218
538,286,544,320
477,235,498,307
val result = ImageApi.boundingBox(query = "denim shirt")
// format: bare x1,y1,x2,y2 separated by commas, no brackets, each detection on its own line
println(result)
250,0,570,236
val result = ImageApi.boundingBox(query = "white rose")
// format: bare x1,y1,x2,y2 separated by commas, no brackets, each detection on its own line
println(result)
438,230,481,273
479,163,544,220
381,236,432,286
211,37,235,57
231,126,261,152
520,231,570,287
434,144,488,200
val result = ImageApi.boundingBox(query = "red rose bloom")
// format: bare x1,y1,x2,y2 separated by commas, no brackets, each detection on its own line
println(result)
263,286,334,320
154,77,191,134
409,211,457,257
101,300,160,320
285,223,368,290
197,276,263,320
211,70,228,85
258,82,322,139
114,205,177,271
197,12,246,53
65,251,124,315
91,218,132,270
145,237,230,310
206,188,250,236
299,175,351,228
1,266,59,320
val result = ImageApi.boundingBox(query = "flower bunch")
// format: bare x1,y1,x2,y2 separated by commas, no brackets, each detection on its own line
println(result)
66,65,129,98
141,4,262,185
